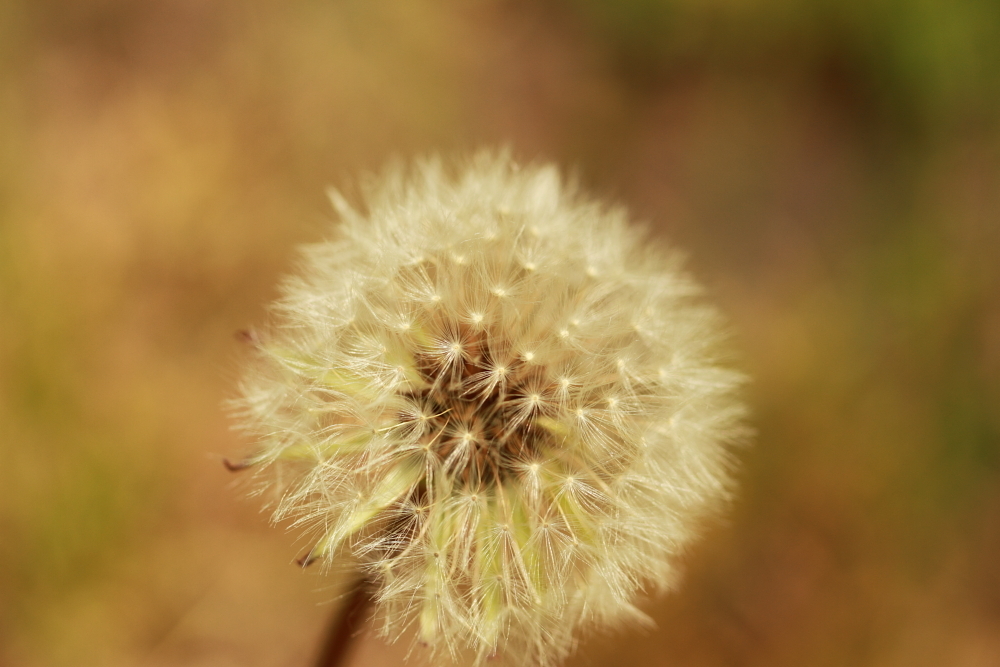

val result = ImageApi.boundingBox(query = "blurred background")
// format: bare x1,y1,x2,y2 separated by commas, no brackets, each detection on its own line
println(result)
1,1,998,665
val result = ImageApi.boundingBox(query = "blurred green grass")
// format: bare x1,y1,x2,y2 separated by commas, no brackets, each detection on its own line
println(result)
1,1,998,666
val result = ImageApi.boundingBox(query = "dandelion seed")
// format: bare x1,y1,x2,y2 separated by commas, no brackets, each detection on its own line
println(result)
230,150,747,666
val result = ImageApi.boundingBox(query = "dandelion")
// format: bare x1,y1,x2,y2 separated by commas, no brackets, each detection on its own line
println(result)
229,151,747,666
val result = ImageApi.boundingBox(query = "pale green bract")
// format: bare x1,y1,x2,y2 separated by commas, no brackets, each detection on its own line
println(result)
232,151,747,666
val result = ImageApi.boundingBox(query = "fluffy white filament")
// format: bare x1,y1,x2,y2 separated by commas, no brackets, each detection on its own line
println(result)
232,151,746,666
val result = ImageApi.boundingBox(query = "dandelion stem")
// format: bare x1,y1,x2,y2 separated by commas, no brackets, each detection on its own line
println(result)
313,576,371,667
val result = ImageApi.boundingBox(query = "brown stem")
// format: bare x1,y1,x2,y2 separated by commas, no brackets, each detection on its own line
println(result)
313,576,371,667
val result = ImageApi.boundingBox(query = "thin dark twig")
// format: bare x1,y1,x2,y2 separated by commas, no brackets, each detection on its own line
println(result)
313,576,372,667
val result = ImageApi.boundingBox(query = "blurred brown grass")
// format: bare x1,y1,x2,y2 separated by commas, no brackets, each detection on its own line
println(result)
1,1,998,666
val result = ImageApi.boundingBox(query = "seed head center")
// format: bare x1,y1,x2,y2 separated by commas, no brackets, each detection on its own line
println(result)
405,329,550,486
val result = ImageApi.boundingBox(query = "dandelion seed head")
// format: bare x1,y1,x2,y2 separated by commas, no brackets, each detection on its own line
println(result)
232,151,747,666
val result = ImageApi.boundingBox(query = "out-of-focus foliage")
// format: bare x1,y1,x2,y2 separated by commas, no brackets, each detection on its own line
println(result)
570,0,1000,131
1,1,997,666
